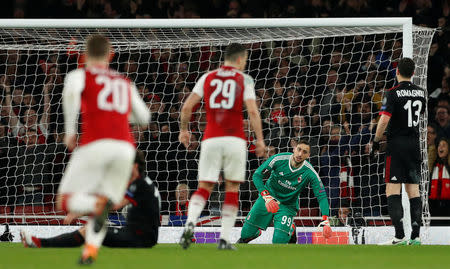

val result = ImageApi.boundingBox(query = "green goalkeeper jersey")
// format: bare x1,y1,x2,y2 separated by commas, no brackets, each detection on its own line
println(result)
253,152,329,216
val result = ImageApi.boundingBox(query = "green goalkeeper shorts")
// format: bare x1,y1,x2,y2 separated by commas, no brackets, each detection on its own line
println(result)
244,196,297,235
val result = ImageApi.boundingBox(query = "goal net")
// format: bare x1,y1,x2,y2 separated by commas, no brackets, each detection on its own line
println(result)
0,19,435,243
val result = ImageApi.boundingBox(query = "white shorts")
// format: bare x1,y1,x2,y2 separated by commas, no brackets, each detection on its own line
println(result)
58,139,136,204
198,136,247,183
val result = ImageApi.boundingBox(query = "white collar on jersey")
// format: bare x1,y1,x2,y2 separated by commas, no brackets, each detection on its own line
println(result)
288,155,305,173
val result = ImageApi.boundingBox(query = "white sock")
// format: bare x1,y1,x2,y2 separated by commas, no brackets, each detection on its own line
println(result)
185,194,207,227
84,217,107,248
67,193,97,215
220,204,238,242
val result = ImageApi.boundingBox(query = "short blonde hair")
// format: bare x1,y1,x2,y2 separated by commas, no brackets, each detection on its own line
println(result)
176,183,189,192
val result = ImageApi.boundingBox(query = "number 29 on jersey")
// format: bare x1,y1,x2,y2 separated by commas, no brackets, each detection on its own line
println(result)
209,79,236,109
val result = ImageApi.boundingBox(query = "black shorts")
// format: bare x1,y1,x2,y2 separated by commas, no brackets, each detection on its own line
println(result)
102,227,157,248
385,136,421,184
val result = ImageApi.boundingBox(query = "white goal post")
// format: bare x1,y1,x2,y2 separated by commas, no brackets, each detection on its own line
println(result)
0,18,436,243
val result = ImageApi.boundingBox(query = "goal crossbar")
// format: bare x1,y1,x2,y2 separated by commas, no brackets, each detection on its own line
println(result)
0,17,413,57
0,18,413,29
0,17,414,65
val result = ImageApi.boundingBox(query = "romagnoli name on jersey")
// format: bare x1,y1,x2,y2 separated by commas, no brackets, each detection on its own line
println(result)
396,89,425,98
381,81,426,140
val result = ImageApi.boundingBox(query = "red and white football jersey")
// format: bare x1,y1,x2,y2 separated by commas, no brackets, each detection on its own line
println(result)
63,66,149,146
192,65,256,140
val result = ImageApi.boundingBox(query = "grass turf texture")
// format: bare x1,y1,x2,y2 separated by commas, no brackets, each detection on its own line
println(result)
1,243,448,269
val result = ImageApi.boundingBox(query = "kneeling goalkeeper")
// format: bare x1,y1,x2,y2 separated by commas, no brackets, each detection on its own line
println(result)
21,150,160,248
238,140,331,244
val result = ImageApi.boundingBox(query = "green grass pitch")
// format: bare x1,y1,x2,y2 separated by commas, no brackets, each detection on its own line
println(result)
1,243,448,269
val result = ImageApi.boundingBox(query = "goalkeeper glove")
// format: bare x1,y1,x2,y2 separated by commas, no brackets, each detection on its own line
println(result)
261,190,280,213
318,215,332,239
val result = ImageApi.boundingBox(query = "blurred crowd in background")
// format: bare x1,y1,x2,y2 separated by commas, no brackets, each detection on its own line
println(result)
2,0,449,24
0,0,449,225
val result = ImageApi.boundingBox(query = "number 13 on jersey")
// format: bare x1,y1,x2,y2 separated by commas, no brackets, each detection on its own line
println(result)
403,100,422,127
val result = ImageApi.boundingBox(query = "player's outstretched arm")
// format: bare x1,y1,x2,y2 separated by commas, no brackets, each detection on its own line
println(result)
372,90,393,155
261,190,280,213
243,74,265,157
1,78,20,134
374,114,390,142
318,216,332,239
62,70,84,151
40,76,53,130
129,84,150,125
113,198,131,211
179,74,204,148
310,173,332,238
252,155,275,194
63,198,130,225
179,92,201,148
371,114,391,156
252,155,280,213
310,175,330,218
245,99,265,157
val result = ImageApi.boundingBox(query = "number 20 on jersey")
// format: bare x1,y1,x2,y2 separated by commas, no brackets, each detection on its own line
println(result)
96,75,129,114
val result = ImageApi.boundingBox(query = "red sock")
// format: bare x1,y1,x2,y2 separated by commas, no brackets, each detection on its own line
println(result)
60,194,71,213
221,191,239,241
224,191,239,208
186,188,211,225
194,188,211,201
32,237,42,248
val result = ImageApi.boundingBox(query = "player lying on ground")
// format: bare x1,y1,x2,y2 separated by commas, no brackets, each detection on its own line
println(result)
21,150,160,248
238,139,331,244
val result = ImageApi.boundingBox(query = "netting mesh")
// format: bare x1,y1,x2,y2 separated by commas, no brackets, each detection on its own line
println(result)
0,25,435,227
